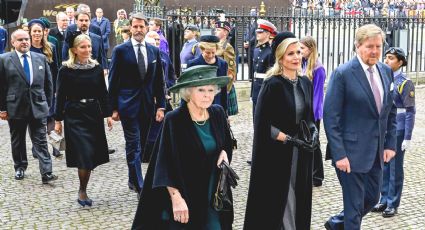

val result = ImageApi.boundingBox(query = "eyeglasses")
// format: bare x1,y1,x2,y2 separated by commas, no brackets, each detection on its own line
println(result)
16,38,30,42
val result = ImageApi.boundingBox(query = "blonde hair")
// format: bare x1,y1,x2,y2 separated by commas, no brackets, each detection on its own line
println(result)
266,37,300,78
199,42,219,51
29,23,54,63
300,36,318,81
354,24,385,48
62,34,99,67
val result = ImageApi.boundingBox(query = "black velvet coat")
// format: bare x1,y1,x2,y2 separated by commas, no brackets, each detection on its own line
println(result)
132,104,234,230
244,76,314,230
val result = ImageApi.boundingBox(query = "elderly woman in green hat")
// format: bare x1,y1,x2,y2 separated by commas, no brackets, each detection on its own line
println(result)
132,65,235,230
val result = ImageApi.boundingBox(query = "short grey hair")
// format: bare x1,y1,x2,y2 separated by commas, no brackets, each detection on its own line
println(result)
56,12,67,21
179,85,220,102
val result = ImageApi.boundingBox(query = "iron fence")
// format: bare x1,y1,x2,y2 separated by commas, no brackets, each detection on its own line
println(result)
137,6,425,81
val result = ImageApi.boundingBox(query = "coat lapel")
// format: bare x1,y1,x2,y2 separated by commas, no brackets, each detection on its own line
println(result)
146,44,154,73
10,51,29,85
125,41,137,64
351,57,379,116
376,63,389,108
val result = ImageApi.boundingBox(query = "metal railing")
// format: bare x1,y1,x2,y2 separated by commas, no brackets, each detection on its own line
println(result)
135,6,425,81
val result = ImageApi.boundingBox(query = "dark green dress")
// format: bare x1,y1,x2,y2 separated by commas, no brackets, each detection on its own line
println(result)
193,119,221,230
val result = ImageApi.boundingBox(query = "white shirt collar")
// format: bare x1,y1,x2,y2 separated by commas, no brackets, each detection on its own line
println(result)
15,50,31,58
131,38,146,47
357,56,378,74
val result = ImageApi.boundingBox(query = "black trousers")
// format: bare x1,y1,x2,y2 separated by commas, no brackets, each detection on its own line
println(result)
8,117,53,175
313,120,324,183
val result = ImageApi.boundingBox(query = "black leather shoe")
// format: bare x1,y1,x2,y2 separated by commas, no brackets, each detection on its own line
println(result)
246,160,252,165
15,168,25,180
108,149,116,154
382,207,397,218
313,180,323,187
42,173,58,184
371,203,387,212
324,221,332,230
52,149,63,158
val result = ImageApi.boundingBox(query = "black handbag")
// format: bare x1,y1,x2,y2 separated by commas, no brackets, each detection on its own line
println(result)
298,120,319,152
299,120,312,144
212,161,239,212
227,121,237,150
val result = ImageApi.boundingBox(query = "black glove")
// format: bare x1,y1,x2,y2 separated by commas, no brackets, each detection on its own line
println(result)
286,135,315,152
310,125,319,151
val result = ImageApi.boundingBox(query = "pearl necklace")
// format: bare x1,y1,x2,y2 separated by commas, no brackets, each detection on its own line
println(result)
191,109,207,126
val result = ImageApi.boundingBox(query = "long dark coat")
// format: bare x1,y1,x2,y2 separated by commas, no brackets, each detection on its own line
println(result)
132,104,234,230
244,75,314,230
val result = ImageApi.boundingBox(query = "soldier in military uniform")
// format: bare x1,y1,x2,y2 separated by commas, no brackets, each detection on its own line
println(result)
215,20,238,115
372,47,415,218
251,19,277,116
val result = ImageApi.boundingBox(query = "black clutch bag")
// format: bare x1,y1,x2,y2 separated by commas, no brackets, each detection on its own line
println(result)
299,120,312,144
212,161,239,212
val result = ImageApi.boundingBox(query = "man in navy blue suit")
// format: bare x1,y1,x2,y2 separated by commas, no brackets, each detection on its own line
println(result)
91,8,111,56
65,4,102,37
62,11,108,72
108,12,166,196
323,24,397,230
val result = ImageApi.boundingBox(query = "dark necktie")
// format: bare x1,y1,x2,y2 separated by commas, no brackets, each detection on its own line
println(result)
367,67,382,114
137,44,146,80
22,53,31,84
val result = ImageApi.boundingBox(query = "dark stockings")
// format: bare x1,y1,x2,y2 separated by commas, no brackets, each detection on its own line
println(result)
78,169,91,200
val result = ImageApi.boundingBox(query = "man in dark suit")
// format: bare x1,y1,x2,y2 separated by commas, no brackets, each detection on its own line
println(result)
0,29,58,184
323,24,397,230
108,13,166,195
91,8,111,56
65,4,102,38
62,11,108,71
49,12,68,64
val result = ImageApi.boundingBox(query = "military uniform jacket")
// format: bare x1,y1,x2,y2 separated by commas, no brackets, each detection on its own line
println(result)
217,39,237,82
393,71,415,139
253,42,272,75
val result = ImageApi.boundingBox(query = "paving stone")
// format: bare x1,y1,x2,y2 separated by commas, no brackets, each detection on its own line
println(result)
1,88,425,229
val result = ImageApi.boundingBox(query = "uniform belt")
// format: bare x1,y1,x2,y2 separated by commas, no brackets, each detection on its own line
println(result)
254,72,267,79
397,108,406,114
69,98,97,103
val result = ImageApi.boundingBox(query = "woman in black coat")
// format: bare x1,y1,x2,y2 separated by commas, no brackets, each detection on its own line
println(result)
244,38,318,230
54,33,112,207
132,65,234,230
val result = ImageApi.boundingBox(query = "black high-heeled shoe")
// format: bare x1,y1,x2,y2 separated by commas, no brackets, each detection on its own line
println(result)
77,198,93,207
77,199,87,207
85,198,93,207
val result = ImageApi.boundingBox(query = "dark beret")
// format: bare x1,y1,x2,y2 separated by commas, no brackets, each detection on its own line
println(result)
200,35,219,43
185,24,199,32
271,31,296,57
385,47,408,67
28,19,46,29
39,17,51,29
65,30,82,48
215,21,231,32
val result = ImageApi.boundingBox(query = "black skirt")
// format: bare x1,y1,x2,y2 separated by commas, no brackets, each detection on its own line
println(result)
64,100,109,169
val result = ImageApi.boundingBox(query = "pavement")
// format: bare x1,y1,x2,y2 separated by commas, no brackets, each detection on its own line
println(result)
1,88,425,229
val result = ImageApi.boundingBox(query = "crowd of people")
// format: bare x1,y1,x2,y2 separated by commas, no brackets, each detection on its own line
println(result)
292,0,425,17
0,2,418,230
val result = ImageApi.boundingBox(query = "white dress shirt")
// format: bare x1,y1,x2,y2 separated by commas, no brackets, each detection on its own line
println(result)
15,50,34,85
358,57,384,104
131,38,148,71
